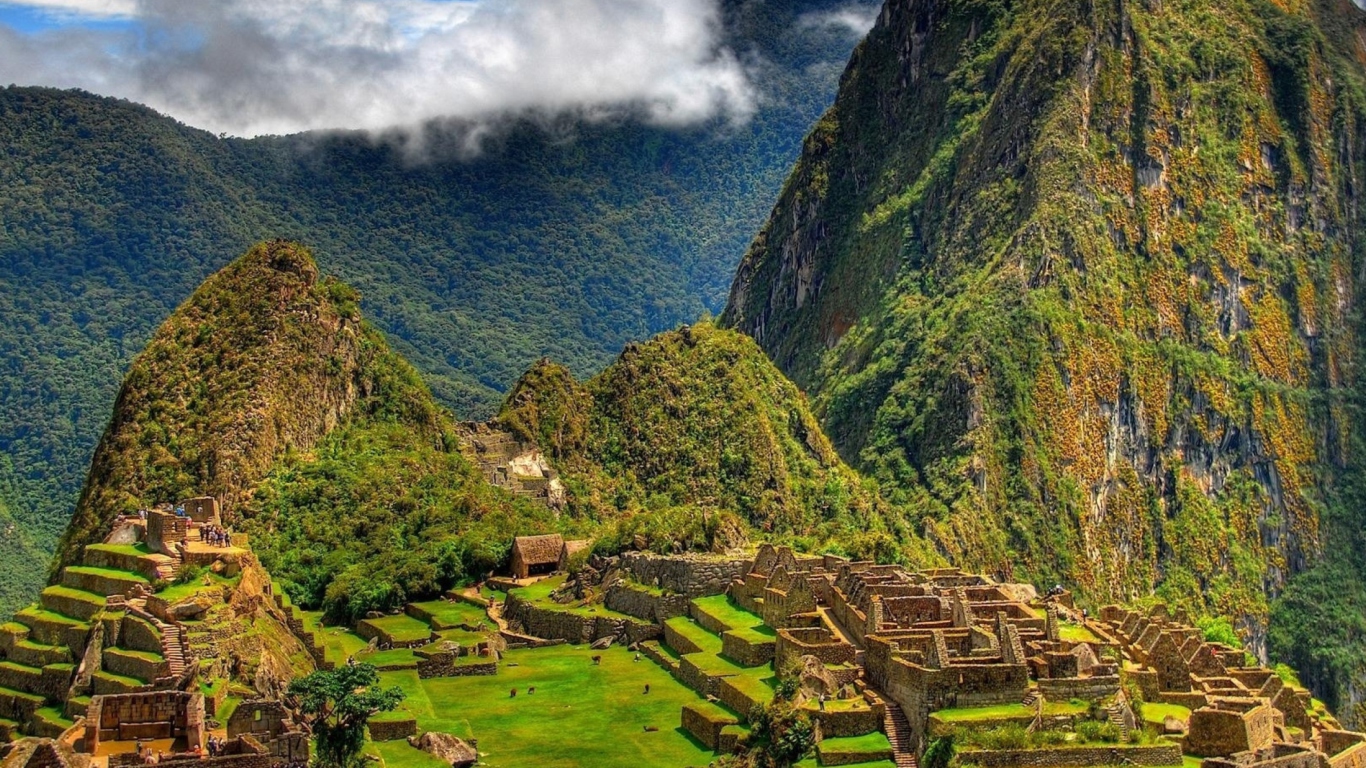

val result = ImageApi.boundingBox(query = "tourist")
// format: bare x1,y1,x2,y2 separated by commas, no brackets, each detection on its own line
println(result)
633,653,641,662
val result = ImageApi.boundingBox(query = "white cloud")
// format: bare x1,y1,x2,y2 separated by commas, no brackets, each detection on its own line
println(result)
0,0,757,137
0,0,135,17
797,4,879,37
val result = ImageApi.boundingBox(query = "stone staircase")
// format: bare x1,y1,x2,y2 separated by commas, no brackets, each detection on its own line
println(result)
1021,687,1041,707
1106,701,1133,740
883,701,919,768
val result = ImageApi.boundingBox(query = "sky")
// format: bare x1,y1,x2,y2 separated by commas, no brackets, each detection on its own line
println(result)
0,0,876,138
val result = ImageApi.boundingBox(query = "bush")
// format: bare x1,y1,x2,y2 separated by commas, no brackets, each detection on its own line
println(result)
1075,720,1121,743
174,563,205,585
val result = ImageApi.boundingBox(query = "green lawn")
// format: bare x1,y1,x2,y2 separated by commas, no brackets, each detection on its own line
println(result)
377,644,714,768
355,649,420,669
1143,703,1192,724
361,615,433,645
299,610,371,666
1059,622,1101,643
155,573,240,603
817,731,894,758
933,700,1090,722
664,617,723,655
86,543,155,557
407,600,487,629
691,595,765,632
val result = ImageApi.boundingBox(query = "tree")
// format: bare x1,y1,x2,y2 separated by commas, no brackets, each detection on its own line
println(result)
288,663,405,768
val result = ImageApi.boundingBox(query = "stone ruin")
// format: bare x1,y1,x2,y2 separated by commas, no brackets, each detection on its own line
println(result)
84,691,206,755
225,700,308,763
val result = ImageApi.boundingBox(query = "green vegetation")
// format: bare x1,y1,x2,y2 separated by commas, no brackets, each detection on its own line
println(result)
500,324,938,564
692,595,767,633
290,663,405,768
376,645,716,768
722,0,1366,726
0,0,871,620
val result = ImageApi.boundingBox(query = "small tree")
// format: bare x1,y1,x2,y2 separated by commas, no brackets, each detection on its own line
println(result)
922,734,956,768
288,663,405,768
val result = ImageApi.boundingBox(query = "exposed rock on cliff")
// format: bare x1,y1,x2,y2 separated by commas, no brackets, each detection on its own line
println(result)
724,0,1366,722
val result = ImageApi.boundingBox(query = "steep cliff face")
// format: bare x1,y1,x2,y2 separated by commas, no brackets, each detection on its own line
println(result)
53,241,387,572
725,0,1366,720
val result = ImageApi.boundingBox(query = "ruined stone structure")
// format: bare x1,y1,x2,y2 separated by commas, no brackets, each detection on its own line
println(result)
84,691,206,755
225,700,309,762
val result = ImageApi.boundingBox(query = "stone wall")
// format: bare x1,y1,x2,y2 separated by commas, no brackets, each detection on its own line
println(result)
664,622,706,656
505,595,659,646
676,656,734,699
722,631,775,668
354,620,433,649
81,549,159,581
1187,704,1277,758
1332,743,1366,768
85,692,204,754
716,677,768,720
1038,676,1121,702
413,652,497,679
604,583,691,623
775,628,855,674
681,703,739,750
367,717,417,742
957,743,1184,767
811,705,883,738
118,615,163,656
102,650,166,683
620,553,751,598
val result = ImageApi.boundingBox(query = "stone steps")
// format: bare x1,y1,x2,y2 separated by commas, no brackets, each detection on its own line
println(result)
883,702,918,768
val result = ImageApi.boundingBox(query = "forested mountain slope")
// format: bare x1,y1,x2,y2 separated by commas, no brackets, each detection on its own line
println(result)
55,241,917,627
0,0,875,617
724,0,1366,723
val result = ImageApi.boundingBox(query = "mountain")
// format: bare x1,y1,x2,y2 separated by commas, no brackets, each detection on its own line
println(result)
54,241,915,627
724,0,1366,723
497,322,936,564
0,0,877,618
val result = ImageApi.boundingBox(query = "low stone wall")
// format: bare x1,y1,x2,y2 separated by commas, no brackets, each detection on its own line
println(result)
39,590,104,622
681,702,739,750
811,705,883,738
22,615,90,650
0,662,70,702
414,651,498,679
1039,675,1120,702
61,569,144,597
103,649,166,682
722,631,775,668
957,743,1184,767
355,620,433,649
604,583,692,623
640,641,681,676
1333,742,1366,768
119,615,164,655
664,622,706,656
677,656,735,699
718,724,748,755
0,688,42,727
620,553,752,598
717,678,768,719
690,602,732,636
505,595,659,646
368,717,417,742
82,548,159,581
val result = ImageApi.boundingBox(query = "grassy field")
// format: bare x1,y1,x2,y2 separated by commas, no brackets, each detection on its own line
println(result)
408,600,487,629
1058,622,1101,643
374,644,715,768
1142,702,1192,725
933,700,1090,722
361,615,433,644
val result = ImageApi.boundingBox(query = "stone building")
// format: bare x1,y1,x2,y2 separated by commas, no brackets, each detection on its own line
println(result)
510,534,565,580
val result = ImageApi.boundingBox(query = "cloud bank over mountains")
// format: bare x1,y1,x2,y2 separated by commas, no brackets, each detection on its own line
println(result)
0,0,758,136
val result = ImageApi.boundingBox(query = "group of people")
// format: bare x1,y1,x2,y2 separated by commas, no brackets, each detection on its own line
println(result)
206,736,229,757
200,524,231,548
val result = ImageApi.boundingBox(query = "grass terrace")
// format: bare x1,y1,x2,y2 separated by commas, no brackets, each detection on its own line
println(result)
691,595,765,632
85,543,155,557
155,573,241,603
373,644,714,768
664,617,723,655
510,575,637,621
1142,703,1192,725
933,700,1091,723
1059,622,1101,643
406,600,487,630
360,615,433,645
299,610,370,667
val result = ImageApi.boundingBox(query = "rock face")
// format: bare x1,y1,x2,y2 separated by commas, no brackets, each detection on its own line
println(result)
53,241,374,573
408,732,477,768
724,0,1366,723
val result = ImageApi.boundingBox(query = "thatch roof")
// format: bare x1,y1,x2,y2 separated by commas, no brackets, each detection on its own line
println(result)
513,534,564,565
562,539,592,559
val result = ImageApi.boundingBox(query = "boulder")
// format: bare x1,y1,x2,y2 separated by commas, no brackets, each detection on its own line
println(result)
169,593,217,621
591,636,614,650
1164,716,1188,735
407,732,477,768
797,655,839,699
